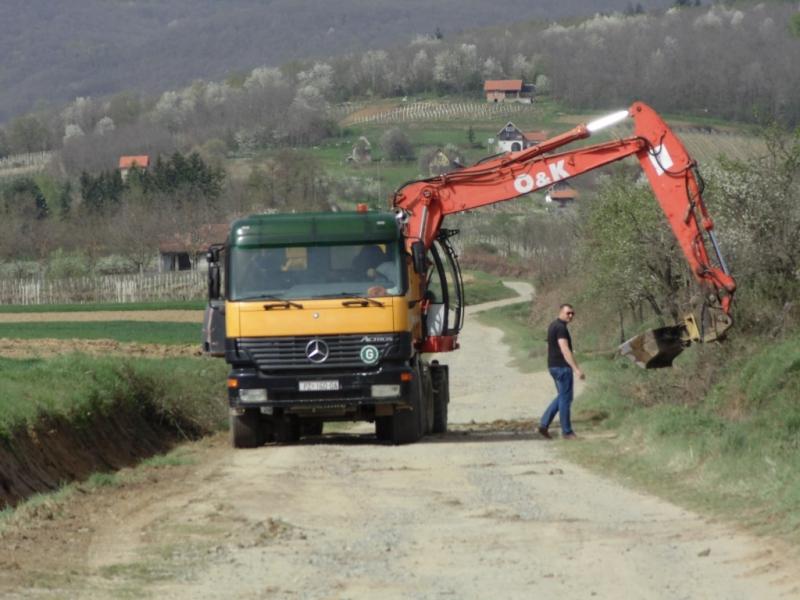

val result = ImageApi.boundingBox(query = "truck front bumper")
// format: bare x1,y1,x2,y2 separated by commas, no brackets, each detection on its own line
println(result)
227,364,413,410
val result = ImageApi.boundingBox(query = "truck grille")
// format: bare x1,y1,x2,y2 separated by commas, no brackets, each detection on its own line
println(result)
237,334,403,371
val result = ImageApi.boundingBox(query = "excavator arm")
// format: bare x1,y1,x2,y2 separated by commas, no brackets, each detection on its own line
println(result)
393,102,736,367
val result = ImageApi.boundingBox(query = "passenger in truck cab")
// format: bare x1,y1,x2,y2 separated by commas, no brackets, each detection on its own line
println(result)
353,245,399,294
251,248,287,285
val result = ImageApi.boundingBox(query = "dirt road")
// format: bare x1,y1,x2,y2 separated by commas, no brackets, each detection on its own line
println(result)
2,284,799,598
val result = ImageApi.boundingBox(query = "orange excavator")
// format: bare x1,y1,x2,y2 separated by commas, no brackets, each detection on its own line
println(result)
393,101,736,367
206,101,736,446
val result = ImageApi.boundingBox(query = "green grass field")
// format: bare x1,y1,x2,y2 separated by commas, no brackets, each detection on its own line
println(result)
0,322,201,345
0,300,205,314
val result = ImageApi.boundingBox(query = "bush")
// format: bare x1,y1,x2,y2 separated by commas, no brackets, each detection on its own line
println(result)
94,254,140,275
380,128,414,161
46,249,91,279
0,261,40,278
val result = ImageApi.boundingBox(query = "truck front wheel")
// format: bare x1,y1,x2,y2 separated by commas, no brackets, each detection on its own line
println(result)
390,375,423,445
230,409,263,448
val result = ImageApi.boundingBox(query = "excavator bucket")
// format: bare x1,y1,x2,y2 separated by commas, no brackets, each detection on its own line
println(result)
618,325,688,369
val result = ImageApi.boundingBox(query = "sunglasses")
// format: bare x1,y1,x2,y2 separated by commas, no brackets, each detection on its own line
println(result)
566,311,575,316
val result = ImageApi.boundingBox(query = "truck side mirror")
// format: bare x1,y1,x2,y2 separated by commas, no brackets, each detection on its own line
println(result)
207,247,222,300
411,241,427,274
208,265,221,300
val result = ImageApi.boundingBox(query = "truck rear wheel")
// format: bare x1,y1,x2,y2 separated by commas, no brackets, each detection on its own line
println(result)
431,363,449,434
230,409,263,448
422,367,435,434
375,416,392,441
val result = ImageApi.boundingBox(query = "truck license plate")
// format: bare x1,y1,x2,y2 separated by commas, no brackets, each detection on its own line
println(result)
299,380,340,392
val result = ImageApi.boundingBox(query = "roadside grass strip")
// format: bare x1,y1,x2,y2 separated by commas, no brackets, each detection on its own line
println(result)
0,321,201,345
463,271,519,306
477,296,800,542
562,336,800,542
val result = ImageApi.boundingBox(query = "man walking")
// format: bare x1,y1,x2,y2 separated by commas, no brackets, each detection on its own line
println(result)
539,304,585,440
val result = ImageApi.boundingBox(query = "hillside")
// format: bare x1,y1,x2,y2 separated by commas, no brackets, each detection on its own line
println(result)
0,0,674,122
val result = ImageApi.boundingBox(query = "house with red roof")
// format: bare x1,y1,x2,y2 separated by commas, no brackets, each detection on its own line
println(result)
118,155,150,181
483,79,534,104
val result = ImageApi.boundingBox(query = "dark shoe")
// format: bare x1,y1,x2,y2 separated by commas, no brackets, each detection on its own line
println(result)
537,426,552,439
562,432,578,440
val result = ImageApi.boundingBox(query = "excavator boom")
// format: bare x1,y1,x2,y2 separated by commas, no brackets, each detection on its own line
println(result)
393,102,737,367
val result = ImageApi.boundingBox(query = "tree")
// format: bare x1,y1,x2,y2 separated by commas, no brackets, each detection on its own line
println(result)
7,115,52,154
791,13,800,39
466,126,477,148
705,125,800,329
578,170,688,325
113,190,170,274
2,177,49,221
380,128,415,161
108,92,143,127
79,170,123,215
0,128,9,158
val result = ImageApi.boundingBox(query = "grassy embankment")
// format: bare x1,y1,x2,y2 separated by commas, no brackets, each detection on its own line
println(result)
0,300,221,436
0,301,229,508
0,354,227,438
478,300,800,543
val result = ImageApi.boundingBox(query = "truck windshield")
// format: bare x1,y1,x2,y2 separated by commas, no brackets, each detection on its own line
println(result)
229,242,404,301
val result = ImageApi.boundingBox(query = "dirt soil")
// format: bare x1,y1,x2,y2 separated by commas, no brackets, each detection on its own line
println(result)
1,284,799,599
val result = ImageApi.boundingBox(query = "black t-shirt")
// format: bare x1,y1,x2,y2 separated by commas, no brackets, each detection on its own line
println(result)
547,319,572,369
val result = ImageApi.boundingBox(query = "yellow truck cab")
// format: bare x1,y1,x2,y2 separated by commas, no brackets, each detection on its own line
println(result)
203,209,463,447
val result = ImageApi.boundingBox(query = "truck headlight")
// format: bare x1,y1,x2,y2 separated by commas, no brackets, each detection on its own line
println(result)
239,388,268,403
372,384,400,398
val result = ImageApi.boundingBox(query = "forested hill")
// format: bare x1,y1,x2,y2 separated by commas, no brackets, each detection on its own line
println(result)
0,0,673,122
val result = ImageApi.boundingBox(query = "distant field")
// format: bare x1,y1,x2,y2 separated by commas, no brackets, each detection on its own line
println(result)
0,321,200,345
231,97,767,203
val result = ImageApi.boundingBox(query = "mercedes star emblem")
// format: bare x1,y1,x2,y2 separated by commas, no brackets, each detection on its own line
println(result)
305,339,330,363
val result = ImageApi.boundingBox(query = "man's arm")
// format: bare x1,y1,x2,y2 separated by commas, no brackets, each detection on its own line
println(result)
558,338,585,380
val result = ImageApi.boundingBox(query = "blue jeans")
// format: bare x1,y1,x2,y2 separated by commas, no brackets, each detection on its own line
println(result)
540,367,574,434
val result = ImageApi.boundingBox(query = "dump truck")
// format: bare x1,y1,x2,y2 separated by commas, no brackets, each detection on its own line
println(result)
203,102,736,447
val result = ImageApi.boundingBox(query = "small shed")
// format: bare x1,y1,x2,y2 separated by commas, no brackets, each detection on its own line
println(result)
159,223,229,272
118,155,150,181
